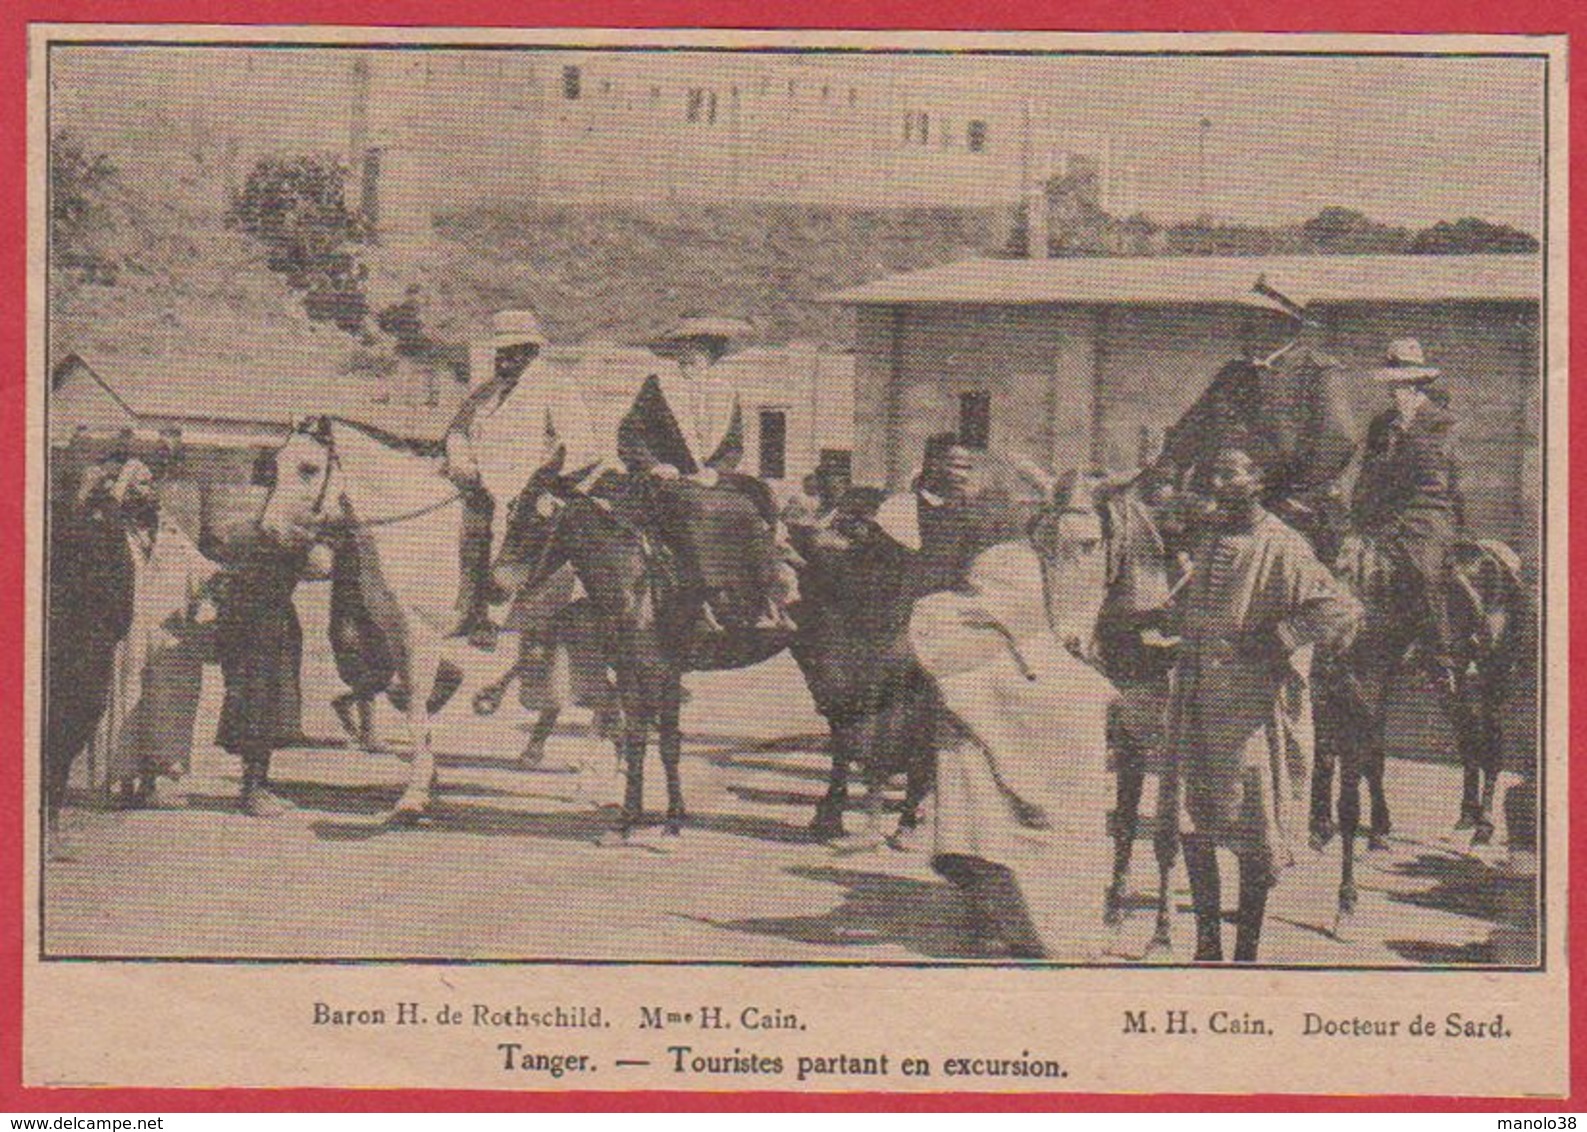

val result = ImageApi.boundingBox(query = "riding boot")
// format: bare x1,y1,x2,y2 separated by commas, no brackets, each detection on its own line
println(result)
456,487,499,650
1234,854,1274,963
1183,836,1223,962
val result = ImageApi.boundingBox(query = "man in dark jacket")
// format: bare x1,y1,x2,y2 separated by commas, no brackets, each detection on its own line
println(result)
1349,337,1464,684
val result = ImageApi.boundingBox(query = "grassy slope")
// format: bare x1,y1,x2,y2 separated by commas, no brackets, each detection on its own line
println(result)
415,201,1010,347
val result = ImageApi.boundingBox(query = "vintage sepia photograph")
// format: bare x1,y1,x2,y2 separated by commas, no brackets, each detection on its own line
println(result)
20,23,1569,1097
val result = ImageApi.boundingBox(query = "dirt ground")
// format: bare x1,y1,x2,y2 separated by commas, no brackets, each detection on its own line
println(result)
42,599,1539,967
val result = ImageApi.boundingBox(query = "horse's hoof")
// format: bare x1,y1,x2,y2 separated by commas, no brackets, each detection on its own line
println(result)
472,689,503,717
1454,811,1477,831
665,810,686,836
1473,821,1495,847
1367,832,1391,852
1309,824,1335,852
1103,885,1124,927
519,745,547,769
1149,927,1173,955
809,814,846,841
1338,885,1358,916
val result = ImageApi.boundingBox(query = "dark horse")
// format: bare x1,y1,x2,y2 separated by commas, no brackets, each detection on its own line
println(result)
491,464,797,836
491,457,1045,840
1312,530,1529,916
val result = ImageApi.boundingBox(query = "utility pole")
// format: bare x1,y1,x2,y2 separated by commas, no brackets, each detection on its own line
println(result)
1197,116,1213,219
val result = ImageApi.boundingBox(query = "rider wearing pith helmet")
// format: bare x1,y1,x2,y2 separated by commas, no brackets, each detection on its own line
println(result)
446,307,551,649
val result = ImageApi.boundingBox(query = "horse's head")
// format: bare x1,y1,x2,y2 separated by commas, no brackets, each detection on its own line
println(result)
491,449,578,598
258,416,338,548
1023,469,1116,649
1448,541,1528,660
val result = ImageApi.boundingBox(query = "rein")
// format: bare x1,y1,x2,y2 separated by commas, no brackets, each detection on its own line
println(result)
306,429,466,530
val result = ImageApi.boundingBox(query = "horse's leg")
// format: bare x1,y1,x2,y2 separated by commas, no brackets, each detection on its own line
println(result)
1183,835,1223,962
1309,727,1338,849
393,640,440,819
331,691,362,744
1106,735,1145,927
1472,685,1504,847
810,718,852,839
606,645,652,836
1365,726,1391,851
1337,728,1362,917
472,669,512,717
520,707,559,768
659,676,686,834
1457,753,1481,830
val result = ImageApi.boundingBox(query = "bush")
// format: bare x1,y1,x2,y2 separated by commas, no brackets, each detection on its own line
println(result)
230,155,370,333
50,132,121,283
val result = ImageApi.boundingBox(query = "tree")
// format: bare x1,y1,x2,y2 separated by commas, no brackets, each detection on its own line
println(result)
50,132,120,283
230,155,370,333
1298,207,1410,254
1408,217,1539,254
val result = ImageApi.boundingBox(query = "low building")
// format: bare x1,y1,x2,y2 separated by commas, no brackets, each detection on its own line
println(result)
826,252,1542,552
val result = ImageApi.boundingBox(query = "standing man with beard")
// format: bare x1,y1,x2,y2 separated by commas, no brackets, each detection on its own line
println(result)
1158,447,1359,962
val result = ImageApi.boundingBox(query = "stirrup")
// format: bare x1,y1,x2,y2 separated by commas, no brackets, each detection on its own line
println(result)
697,602,727,635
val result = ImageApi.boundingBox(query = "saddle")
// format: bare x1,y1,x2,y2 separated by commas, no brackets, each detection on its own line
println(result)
619,474,785,632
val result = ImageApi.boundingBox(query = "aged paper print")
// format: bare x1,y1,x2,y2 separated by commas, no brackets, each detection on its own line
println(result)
23,24,1568,1095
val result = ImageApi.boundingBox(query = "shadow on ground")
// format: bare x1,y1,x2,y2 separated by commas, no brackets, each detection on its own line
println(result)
697,864,975,959
1382,851,1539,965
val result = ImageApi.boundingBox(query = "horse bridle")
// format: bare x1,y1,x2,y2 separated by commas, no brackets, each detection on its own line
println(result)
297,422,466,530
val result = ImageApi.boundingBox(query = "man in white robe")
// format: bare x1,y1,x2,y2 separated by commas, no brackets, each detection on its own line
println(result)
910,478,1120,960
101,460,219,804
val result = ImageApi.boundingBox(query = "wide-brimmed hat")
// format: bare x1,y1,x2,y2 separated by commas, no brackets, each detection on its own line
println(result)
490,309,548,350
1370,338,1441,384
651,314,754,354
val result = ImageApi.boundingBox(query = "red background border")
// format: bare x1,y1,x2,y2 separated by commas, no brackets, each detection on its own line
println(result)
1,0,1578,1112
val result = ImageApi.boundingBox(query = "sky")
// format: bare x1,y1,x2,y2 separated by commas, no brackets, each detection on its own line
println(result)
49,44,1548,232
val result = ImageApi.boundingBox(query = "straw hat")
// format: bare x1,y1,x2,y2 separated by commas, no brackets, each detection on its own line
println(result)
489,309,548,350
1370,338,1441,384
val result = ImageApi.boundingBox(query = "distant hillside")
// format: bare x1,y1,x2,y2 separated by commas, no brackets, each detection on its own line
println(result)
410,202,1011,347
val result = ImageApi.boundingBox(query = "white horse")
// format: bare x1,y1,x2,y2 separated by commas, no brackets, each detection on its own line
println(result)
259,416,484,819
